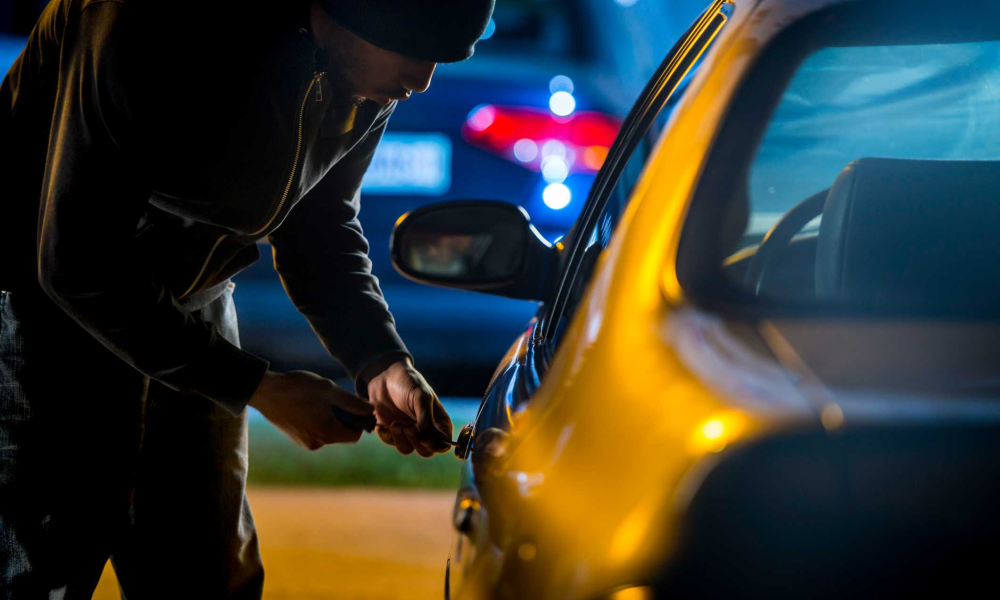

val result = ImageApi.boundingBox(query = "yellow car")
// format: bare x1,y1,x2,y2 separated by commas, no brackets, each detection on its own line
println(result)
391,0,1000,597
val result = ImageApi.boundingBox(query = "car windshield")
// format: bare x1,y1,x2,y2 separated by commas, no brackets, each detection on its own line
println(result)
699,19,1000,317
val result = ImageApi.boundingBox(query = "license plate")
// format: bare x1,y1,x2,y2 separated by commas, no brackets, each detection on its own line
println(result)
361,132,452,195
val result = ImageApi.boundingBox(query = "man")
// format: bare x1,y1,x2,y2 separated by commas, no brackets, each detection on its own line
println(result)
0,0,494,597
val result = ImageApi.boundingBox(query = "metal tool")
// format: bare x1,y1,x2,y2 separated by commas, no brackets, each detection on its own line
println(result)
375,423,460,447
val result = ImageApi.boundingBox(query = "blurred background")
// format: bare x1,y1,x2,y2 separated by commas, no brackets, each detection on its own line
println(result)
1,0,706,597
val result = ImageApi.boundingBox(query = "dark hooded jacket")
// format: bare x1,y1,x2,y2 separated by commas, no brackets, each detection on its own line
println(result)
0,0,410,414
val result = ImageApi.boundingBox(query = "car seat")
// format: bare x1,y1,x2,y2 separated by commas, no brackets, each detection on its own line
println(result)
815,157,1000,313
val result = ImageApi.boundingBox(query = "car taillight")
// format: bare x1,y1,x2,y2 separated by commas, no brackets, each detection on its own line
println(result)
462,104,621,178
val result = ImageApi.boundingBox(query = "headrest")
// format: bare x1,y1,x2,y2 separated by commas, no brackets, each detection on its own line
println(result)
815,158,1000,311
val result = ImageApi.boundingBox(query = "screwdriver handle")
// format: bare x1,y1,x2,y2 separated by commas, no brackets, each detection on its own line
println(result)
330,405,377,433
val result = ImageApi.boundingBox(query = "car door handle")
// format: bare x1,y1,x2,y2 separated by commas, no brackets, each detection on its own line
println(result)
453,493,481,535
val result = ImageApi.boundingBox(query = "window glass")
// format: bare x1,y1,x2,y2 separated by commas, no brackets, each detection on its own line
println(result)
549,3,730,345
745,41,1000,238
552,140,652,344
715,37,1000,315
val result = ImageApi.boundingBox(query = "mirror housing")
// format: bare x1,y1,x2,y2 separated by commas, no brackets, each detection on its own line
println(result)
390,200,555,301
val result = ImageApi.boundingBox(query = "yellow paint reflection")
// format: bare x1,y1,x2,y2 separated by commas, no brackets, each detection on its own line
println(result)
517,542,537,561
689,412,747,454
608,507,651,565
609,586,654,600
701,419,725,440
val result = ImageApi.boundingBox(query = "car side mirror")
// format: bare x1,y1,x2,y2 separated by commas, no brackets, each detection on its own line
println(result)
390,200,555,301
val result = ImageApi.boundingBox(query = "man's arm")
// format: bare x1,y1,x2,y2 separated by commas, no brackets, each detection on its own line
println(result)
37,4,270,414
267,104,409,392
267,103,452,456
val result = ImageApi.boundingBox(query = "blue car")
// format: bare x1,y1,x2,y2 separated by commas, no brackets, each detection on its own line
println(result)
0,0,709,394
236,0,633,392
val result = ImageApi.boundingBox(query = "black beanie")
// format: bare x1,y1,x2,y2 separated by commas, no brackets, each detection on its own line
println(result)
319,0,496,63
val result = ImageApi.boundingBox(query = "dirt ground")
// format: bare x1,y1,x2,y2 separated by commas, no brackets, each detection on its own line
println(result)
92,487,455,600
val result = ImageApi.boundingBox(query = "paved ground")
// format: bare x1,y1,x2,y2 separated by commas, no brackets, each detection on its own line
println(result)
92,487,455,600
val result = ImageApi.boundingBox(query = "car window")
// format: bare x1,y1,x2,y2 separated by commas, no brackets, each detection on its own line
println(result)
679,4,1000,317
547,1,731,347
744,41,1000,239
552,140,651,342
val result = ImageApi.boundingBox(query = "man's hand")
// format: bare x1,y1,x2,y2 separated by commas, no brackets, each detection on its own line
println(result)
249,370,375,450
364,358,453,457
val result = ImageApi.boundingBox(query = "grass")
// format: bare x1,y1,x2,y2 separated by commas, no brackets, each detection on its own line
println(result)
247,400,479,489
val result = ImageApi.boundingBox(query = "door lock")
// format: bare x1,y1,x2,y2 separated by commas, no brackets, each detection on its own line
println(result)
455,423,475,459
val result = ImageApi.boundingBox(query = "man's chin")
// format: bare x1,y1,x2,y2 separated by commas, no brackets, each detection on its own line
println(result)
366,96,393,107
331,94,384,109
351,94,393,108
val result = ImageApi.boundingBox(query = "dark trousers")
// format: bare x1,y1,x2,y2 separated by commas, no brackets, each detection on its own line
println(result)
0,285,263,599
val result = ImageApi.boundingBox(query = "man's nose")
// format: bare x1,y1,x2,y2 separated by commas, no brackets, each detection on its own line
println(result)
404,61,437,94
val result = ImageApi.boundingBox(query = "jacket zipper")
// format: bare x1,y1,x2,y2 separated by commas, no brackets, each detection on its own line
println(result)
180,72,324,299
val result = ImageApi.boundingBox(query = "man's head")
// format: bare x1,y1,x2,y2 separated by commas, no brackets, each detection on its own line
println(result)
310,0,495,107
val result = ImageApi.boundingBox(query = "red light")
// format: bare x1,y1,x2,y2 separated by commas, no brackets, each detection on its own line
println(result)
582,145,609,171
467,105,497,131
462,105,620,174
490,114,516,141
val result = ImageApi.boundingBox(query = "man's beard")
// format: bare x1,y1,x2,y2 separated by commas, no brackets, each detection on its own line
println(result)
323,67,366,109
322,35,369,109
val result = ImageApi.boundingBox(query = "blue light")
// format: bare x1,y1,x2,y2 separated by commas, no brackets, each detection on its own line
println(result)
541,156,569,183
513,139,539,162
549,91,576,117
541,139,567,159
466,104,496,131
480,18,496,40
543,183,572,210
549,75,574,95
614,0,640,6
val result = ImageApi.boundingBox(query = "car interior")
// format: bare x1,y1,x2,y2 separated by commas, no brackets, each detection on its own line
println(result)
722,158,1000,313
678,4,1000,317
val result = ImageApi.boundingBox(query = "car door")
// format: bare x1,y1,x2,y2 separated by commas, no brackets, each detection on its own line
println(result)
445,2,732,597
